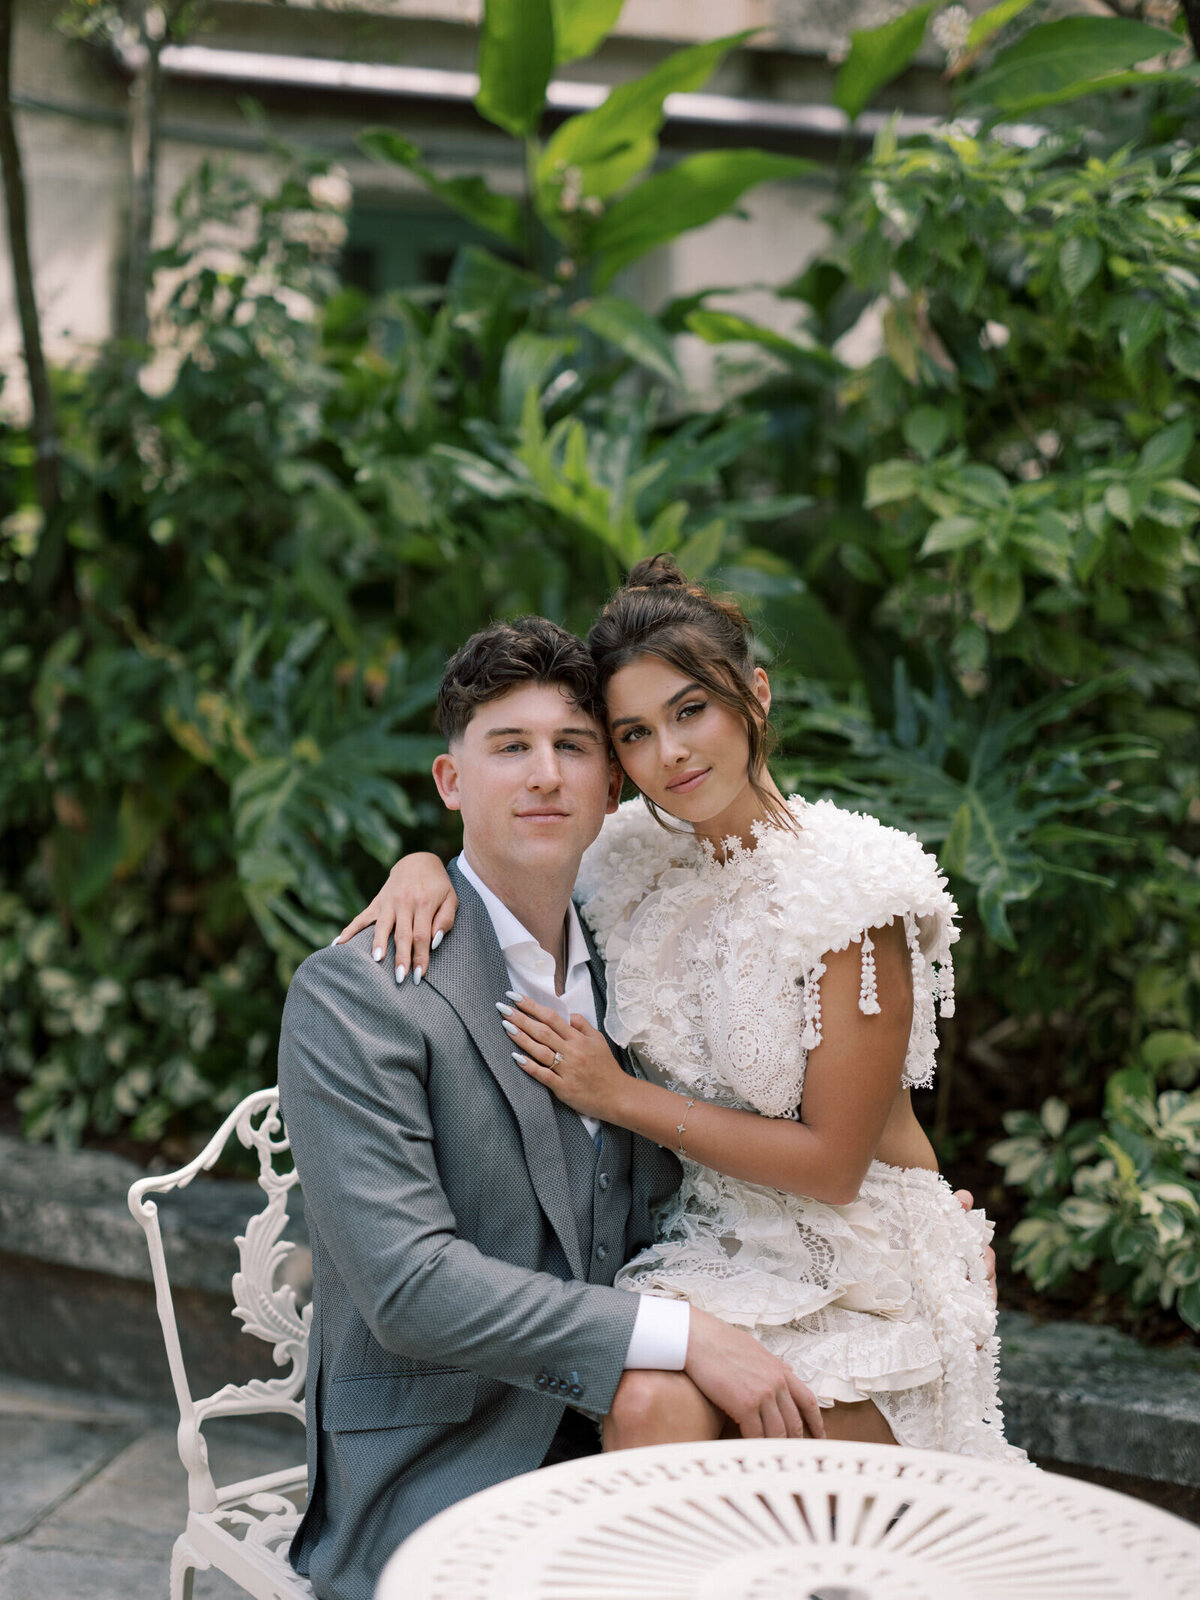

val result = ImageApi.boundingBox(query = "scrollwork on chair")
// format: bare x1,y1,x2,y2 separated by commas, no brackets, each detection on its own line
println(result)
193,1094,311,1431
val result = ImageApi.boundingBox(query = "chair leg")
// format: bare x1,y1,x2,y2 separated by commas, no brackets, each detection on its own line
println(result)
171,1531,209,1600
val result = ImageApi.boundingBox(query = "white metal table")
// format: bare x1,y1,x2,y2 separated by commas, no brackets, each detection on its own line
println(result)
375,1437,1200,1600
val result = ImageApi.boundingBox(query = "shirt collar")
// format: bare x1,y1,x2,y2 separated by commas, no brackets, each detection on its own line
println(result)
456,852,590,977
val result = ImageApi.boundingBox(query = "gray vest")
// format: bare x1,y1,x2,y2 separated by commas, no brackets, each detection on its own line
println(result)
551,973,634,1288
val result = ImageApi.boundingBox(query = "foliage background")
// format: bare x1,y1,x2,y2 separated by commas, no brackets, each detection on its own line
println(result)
2,0,1198,1335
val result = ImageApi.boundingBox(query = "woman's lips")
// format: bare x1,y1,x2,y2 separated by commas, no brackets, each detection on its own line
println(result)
665,768,711,794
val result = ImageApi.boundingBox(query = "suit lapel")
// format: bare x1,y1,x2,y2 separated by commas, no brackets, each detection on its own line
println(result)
579,909,636,1178
423,862,585,1280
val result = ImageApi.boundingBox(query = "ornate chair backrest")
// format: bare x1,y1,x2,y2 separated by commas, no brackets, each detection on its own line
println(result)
127,1086,310,1515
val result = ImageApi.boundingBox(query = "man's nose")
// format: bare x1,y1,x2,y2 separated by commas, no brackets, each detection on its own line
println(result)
527,746,563,787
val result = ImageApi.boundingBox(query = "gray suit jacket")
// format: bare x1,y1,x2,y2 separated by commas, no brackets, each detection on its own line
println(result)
278,861,681,1600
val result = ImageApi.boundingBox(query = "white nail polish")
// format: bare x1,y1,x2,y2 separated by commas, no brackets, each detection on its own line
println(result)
505,990,523,1002
373,947,383,962
329,936,341,946
512,1052,531,1065
395,967,406,985
495,1001,515,1017
413,966,423,985
431,930,444,950
501,1019,518,1036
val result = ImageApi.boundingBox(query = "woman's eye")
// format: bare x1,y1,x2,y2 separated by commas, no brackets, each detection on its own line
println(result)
619,727,647,744
679,701,706,720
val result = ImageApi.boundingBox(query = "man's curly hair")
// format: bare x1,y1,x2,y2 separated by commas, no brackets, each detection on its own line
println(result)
436,617,604,744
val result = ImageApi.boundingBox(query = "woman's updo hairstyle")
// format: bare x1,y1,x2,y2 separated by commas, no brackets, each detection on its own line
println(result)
587,553,793,834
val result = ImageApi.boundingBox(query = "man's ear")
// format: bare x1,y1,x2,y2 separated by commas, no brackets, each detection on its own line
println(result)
432,751,462,812
605,752,624,814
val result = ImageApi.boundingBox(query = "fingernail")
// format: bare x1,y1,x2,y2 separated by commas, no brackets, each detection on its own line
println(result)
413,966,423,986
329,936,341,946
431,930,444,950
495,1001,515,1017
505,990,523,1002
512,1052,531,1065
501,1019,517,1036
395,967,406,985
373,947,383,962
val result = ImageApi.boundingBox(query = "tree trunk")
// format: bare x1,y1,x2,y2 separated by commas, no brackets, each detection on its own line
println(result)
0,0,60,517
116,17,164,347
1181,0,1200,57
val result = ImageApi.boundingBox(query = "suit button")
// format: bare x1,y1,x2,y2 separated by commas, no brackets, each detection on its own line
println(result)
594,1244,608,1262
536,1373,548,1388
597,1172,610,1191
569,1384,583,1399
550,1377,562,1392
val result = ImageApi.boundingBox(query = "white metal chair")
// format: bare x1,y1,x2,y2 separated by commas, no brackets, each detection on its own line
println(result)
128,1086,313,1600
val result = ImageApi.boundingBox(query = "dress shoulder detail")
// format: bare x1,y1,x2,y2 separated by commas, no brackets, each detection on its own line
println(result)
763,800,959,1091
575,798,690,950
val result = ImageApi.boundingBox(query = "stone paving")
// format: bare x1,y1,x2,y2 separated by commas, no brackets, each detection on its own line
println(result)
0,1375,302,1600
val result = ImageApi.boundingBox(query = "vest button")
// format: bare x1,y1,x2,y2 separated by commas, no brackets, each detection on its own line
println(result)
569,1384,583,1399
597,1171,610,1191
594,1243,608,1262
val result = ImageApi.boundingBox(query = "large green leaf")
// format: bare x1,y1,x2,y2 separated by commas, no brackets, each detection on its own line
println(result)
550,0,625,64
358,130,524,248
537,32,751,206
966,0,1039,52
685,309,840,378
570,295,682,385
476,0,556,137
589,150,818,289
962,17,1176,112
834,2,939,122
499,331,578,428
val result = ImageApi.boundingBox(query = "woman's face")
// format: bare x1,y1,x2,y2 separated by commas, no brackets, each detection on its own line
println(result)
605,654,770,827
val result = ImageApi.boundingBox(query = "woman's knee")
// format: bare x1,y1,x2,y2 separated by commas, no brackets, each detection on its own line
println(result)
604,1370,719,1448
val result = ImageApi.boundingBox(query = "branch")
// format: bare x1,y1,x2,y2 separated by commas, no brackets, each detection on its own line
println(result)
0,0,60,517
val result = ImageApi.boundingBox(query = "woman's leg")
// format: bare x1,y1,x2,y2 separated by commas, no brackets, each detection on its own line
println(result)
602,1370,726,1451
820,1398,896,1445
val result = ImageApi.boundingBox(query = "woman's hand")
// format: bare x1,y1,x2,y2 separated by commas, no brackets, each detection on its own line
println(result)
501,995,630,1123
333,854,457,984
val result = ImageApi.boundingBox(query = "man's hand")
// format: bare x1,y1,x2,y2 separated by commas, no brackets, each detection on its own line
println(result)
684,1308,825,1440
953,1188,997,1307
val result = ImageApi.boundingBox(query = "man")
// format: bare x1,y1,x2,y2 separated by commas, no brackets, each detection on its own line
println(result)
278,617,820,1600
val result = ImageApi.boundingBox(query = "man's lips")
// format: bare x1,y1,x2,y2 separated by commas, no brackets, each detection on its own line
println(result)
665,768,711,794
514,810,570,820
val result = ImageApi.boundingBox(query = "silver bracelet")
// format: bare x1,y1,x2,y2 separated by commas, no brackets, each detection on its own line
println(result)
674,1097,697,1158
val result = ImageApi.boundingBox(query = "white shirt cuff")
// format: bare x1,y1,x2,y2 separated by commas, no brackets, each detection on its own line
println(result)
624,1294,690,1370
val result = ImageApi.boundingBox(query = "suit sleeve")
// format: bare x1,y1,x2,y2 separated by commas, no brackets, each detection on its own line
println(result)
278,946,639,1414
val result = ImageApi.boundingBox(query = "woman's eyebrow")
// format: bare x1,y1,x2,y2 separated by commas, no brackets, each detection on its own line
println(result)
610,683,703,730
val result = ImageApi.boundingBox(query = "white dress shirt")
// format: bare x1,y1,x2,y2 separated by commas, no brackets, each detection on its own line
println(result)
456,852,689,1371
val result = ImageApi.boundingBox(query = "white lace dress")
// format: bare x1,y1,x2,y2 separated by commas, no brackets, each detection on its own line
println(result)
576,797,1025,1462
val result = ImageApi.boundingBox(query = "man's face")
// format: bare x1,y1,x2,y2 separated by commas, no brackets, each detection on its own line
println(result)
432,682,621,881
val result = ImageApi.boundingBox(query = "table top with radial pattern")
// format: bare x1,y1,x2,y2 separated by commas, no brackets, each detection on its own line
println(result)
375,1437,1200,1600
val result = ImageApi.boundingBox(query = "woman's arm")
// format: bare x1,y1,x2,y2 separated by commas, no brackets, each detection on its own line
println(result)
334,854,457,984
507,918,914,1207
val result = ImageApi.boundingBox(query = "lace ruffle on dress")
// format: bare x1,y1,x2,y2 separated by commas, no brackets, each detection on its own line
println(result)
576,798,1025,1463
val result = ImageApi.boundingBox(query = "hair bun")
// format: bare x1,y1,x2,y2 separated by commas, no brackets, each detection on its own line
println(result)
624,553,690,592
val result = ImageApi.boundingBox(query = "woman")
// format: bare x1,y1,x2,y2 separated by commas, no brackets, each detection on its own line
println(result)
337,557,1024,1461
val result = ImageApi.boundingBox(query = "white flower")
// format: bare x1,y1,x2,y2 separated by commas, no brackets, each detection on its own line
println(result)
559,165,584,215
980,320,1011,350
932,4,971,67
308,167,353,213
